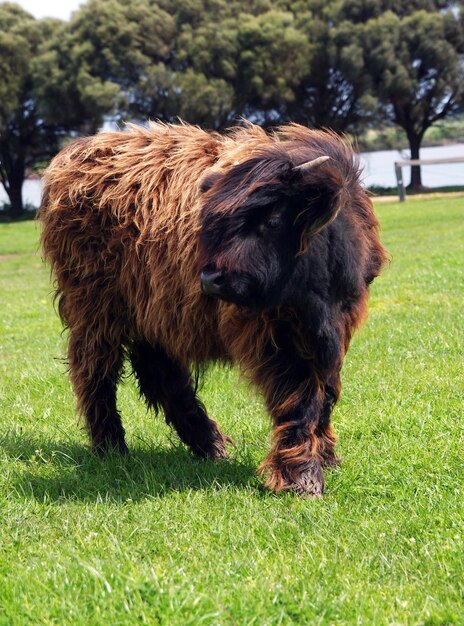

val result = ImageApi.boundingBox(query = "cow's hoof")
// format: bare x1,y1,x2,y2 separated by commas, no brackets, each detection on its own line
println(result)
290,463,325,498
192,432,235,460
207,437,230,460
93,436,129,457
264,459,325,498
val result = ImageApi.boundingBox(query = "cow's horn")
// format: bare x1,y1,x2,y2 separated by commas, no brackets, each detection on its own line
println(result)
294,156,330,173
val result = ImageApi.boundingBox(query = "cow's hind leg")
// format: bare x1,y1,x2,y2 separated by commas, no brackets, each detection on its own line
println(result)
130,342,232,459
68,328,127,455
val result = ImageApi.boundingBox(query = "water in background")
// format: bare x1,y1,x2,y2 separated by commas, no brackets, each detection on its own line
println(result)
1,143,463,208
0,178,43,208
360,143,464,188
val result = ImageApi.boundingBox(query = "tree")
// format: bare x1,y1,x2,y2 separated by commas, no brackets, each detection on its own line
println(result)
66,0,175,123
233,9,311,124
159,1,312,127
283,14,377,131
2,0,462,212
71,0,313,129
0,3,118,217
361,9,464,189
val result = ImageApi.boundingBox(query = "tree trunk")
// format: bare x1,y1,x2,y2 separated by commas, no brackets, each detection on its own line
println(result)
407,133,425,191
5,174,25,219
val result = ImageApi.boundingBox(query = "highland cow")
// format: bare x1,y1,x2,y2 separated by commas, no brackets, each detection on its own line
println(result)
38,121,387,497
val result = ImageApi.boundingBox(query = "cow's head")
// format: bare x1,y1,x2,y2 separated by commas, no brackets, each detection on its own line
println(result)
198,148,347,310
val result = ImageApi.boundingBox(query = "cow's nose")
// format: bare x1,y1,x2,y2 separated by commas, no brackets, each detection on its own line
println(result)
200,266,225,296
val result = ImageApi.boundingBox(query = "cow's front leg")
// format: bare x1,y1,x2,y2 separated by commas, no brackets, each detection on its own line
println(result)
259,377,327,497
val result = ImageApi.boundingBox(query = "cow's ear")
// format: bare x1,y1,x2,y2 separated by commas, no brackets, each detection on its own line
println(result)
297,191,341,238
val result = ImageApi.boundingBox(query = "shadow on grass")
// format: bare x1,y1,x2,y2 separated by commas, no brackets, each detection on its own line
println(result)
1,430,260,503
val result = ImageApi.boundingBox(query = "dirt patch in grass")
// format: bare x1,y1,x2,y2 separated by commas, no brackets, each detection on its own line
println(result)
0,254,19,261
0,252,40,261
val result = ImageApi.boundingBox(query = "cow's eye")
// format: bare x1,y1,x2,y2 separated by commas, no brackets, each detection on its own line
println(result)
266,215,282,230
256,212,284,236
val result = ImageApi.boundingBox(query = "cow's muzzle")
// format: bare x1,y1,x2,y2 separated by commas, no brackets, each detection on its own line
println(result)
200,265,225,297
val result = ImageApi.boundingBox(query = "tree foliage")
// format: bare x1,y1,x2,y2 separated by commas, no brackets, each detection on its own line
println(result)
1,0,463,215
65,0,175,121
282,12,377,131
0,3,118,216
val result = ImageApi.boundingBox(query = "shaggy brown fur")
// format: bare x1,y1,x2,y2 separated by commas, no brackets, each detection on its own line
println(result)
38,121,387,497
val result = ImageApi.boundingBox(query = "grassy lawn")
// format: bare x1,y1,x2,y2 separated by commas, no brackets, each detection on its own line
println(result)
0,196,463,625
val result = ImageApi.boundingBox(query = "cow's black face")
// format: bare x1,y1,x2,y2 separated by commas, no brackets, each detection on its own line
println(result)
198,154,341,310
200,197,302,310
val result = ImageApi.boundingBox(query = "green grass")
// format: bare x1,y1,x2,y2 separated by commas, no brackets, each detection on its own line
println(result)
0,196,463,625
